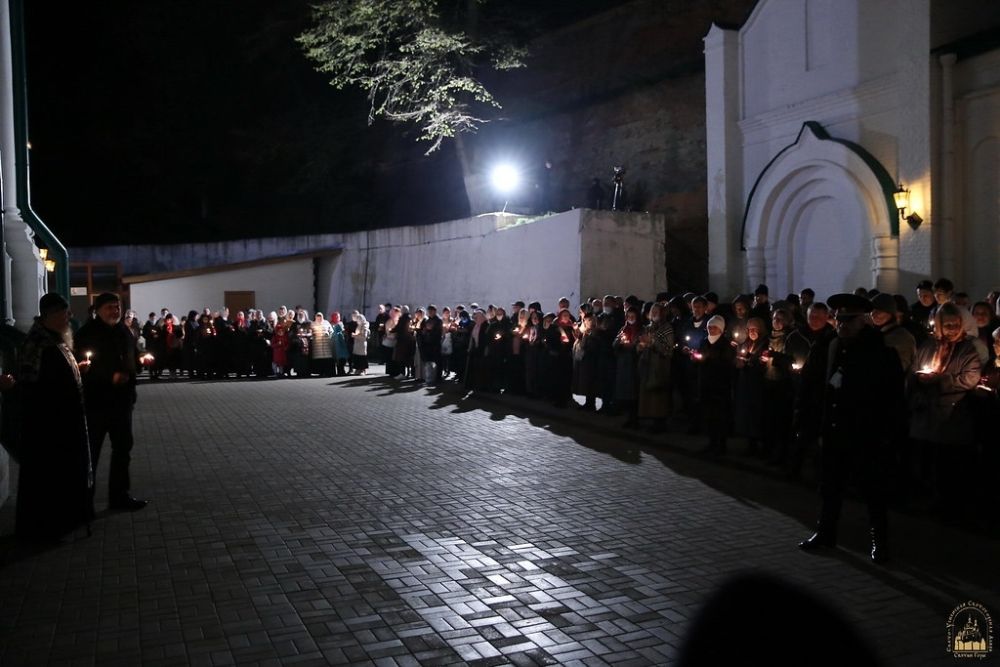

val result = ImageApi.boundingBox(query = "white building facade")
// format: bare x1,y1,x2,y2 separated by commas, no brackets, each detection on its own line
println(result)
706,0,1000,301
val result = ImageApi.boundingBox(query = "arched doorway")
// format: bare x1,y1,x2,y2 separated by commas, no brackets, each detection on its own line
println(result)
742,122,899,301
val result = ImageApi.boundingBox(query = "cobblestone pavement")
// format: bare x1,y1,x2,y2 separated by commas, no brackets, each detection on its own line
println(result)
1,373,998,666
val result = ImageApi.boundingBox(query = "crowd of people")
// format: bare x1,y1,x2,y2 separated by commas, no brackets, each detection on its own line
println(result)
18,278,998,556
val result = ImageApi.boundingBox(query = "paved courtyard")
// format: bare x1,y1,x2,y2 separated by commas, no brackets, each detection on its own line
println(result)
1,375,998,666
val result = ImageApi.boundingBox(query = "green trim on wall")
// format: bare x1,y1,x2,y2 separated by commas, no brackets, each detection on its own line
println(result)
740,121,900,250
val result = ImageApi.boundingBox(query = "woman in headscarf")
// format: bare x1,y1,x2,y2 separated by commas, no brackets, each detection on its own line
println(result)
636,303,674,432
328,312,350,376
908,302,982,513
350,311,370,375
761,308,794,465
732,317,768,456
614,306,642,427
465,309,491,392
523,310,543,398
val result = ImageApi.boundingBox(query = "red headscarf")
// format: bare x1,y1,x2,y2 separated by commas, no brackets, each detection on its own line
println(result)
330,311,341,324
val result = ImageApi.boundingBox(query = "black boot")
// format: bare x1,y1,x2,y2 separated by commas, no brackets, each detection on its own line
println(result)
798,531,836,551
870,527,889,564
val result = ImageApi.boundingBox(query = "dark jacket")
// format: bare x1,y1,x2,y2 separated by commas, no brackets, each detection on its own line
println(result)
75,317,138,410
907,338,982,445
823,326,902,444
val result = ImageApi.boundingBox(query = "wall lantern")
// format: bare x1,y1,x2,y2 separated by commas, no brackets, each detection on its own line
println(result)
44,259,55,272
894,183,923,230
38,247,48,260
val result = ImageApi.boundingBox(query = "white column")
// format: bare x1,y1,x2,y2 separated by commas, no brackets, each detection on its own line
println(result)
938,52,957,283
872,235,900,294
0,0,42,330
704,24,742,296
745,246,764,290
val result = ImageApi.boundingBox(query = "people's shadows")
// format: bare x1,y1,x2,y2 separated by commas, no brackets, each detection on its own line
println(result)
424,386,643,463
640,438,1000,597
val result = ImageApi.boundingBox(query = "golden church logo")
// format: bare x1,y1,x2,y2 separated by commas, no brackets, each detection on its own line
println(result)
947,601,993,659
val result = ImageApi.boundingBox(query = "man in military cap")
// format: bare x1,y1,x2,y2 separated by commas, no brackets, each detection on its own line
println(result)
798,293,901,563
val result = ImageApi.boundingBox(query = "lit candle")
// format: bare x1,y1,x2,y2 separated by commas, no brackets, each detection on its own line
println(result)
918,364,934,375
734,331,741,340
561,331,569,343
685,335,691,342
740,347,746,355
494,333,502,341
85,351,93,361
692,352,703,361
792,362,803,371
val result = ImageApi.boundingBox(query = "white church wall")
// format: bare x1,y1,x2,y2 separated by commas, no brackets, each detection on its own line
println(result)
713,0,935,297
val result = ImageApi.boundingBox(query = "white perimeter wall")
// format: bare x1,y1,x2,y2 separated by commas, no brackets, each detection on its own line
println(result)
98,209,666,322
129,259,315,318
322,211,583,317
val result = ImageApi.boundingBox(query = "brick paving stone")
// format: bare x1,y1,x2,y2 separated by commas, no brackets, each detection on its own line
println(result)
0,375,998,666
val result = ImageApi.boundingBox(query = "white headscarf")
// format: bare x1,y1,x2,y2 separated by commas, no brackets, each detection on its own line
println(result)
707,315,725,345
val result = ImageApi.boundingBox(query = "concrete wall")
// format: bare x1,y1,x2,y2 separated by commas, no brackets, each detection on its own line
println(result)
128,258,316,319
90,209,667,323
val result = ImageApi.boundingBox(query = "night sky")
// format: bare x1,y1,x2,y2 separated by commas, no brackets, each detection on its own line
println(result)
24,1,621,247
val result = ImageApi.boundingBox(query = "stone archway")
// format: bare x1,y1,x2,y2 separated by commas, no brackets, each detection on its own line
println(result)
742,122,899,301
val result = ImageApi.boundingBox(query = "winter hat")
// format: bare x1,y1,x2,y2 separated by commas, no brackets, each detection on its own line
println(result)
39,292,69,316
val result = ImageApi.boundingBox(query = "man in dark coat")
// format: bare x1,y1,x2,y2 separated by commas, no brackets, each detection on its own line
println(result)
799,293,901,563
418,305,444,384
784,302,837,479
15,293,93,541
75,292,149,511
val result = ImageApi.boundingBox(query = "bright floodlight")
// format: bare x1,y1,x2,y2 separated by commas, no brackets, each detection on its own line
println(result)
490,164,520,194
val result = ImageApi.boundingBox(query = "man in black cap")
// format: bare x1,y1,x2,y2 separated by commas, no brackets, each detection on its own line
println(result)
799,293,900,563
75,292,149,511
750,284,771,322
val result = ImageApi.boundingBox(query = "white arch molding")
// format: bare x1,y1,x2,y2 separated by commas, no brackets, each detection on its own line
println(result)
742,123,898,300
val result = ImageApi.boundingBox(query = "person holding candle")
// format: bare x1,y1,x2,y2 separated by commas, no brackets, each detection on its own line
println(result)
74,292,149,512
524,310,543,398
450,308,472,384
733,317,769,456
572,312,601,411
636,303,674,432
349,311,370,375
465,309,491,392
784,303,836,479
614,306,642,427
696,315,735,455
760,309,795,466
14,293,93,542
418,305,443,385
799,293,901,564
907,302,982,515
506,308,529,395
485,307,511,393
548,310,575,408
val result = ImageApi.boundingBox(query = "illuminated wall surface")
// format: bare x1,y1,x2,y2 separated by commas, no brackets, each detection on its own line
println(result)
706,0,1000,299
102,209,667,320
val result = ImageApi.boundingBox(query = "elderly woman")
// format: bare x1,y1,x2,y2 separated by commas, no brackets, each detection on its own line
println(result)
908,302,982,512
465,309,491,392
350,311,370,375
309,312,335,377
697,314,735,455
636,303,674,432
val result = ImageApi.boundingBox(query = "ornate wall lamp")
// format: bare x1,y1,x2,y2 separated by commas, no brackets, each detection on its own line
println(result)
893,183,923,230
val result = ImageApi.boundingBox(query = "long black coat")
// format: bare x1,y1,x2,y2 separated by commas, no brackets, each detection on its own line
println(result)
823,326,902,445
16,321,92,540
